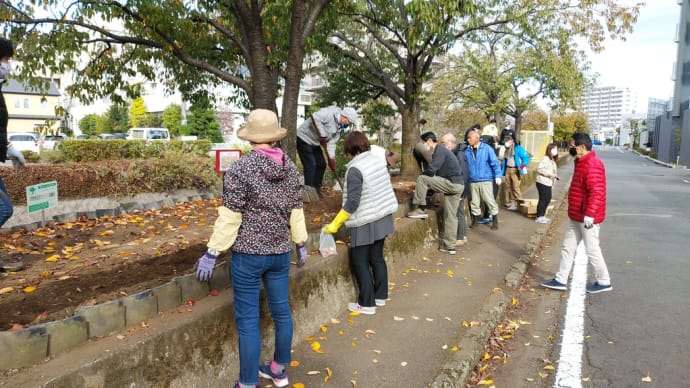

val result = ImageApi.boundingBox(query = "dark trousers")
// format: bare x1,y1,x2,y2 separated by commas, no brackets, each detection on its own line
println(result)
0,177,13,227
349,238,388,308
296,137,326,189
536,182,552,218
456,197,467,240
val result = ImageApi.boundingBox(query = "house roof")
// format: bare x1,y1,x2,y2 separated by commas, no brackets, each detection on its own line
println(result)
1,79,61,96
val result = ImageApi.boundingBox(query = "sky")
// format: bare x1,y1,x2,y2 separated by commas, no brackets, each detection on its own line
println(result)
586,0,679,109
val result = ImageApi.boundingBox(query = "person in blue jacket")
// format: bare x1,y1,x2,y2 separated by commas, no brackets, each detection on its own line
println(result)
500,135,530,211
465,129,502,230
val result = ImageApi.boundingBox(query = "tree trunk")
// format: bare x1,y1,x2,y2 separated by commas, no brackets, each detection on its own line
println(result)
400,104,421,179
280,0,308,161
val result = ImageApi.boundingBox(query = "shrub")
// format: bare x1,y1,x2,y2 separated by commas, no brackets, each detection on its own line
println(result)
57,139,212,162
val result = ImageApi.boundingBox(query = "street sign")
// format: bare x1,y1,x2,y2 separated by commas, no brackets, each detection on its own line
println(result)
26,181,58,214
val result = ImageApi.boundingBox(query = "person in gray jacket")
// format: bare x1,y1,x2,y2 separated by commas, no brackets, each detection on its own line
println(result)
406,131,464,255
296,105,358,198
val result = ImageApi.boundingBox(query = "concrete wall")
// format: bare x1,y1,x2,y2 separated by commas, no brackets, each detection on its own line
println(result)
6,203,440,387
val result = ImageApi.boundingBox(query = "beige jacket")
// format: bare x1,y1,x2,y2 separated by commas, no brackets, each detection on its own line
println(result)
536,156,558,186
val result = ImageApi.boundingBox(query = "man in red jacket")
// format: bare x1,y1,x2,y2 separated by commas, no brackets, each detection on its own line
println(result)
541,132,612,294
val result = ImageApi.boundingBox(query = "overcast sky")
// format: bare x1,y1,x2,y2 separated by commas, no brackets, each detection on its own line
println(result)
587,1,679,107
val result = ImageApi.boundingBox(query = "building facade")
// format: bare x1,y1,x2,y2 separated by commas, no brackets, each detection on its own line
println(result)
3,79,63,134
580,85,640,140
655,0,690,165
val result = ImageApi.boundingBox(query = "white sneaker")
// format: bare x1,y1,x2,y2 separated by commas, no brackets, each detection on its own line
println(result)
507,204,518,211
535,217,550,224
348,303,376,315
375,299,387,306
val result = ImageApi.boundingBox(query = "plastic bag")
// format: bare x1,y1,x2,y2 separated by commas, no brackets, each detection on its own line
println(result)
319,229,337,257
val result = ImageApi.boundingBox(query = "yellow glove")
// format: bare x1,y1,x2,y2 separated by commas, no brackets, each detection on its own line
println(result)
290,208,308,244
207,206,242,252
324,209,350,234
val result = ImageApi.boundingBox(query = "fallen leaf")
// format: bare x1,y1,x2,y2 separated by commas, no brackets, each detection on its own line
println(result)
116,334,126,340
307,370,321,375
310,341,324,354
400,361,407,367
393,316,405,321
350,380,357,387
477,379,493,385
293,383,305,388
0,287,14,294
45,255,60,262
641,374,652,383
23,285,37,293
544,365,555,370
330,318,341,324
321,325,328,332
290,360,300,367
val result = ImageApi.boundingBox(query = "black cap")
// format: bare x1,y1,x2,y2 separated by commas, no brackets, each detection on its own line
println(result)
0,38,13,59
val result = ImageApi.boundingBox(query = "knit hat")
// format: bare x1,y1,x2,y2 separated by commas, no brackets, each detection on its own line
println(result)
236,109,287,144
341,107,358,124
0,38,13,59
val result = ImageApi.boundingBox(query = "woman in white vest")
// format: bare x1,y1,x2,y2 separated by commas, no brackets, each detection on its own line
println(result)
323,131,398,315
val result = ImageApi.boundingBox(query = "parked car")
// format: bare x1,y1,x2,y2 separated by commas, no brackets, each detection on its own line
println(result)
41,134,67,150
127,127,171,141
75,134,90,140
8,132,40,154
112,133,127,139
97,134,116,140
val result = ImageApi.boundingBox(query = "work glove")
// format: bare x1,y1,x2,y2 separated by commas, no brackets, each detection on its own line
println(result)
296,243,307,267
583,216,594,230
6,144,26,169
319,136,328,148
324,209,350,234
495,177,502,186
328,157,337,172
195,250,218,281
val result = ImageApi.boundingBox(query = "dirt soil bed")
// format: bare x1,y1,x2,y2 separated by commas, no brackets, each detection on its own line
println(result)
0,179,415,330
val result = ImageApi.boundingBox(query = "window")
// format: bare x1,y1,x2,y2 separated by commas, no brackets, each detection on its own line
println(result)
14,98,20,108
41,100,49,109
23,98,29,109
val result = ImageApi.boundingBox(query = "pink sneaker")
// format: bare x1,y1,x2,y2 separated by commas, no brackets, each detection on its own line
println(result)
348,302,376,315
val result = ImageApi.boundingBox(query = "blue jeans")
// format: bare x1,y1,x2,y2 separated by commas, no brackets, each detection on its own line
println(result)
231,251,293,385
0,176,13,227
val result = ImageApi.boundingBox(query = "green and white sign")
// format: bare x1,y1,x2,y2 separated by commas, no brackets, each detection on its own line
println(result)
26,181,58,213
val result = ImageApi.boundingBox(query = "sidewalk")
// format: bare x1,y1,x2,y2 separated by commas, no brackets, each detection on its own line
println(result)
4,161,574,387
283,162,574,387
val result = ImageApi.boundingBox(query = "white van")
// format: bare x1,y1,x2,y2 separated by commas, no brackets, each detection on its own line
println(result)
126,127,171,141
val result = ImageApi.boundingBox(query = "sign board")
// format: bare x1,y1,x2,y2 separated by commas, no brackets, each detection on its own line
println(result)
26,181,58,214
215,149,243,172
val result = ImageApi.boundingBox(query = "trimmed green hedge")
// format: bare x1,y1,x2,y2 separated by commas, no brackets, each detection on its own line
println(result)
56,139,213,162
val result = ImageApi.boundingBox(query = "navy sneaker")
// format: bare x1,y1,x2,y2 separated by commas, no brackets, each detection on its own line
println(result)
258,363,288,387
541,279,567,291
477,217,492,224
586,282,612,294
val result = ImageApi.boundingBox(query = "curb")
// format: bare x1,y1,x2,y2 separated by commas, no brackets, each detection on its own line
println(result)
430,162,571,387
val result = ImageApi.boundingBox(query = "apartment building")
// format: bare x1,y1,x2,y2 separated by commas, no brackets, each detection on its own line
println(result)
580,86,640,138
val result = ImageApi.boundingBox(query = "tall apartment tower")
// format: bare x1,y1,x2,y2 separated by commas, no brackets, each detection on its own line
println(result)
581,86,639,136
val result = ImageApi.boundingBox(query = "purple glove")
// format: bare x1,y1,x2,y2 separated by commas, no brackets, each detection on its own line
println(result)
195,250,218,281
296,243,307,267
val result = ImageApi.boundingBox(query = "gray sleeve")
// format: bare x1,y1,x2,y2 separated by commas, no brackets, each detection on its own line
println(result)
343,167,363,214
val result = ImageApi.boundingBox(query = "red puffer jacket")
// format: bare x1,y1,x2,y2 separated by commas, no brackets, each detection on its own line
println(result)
567,151,606,224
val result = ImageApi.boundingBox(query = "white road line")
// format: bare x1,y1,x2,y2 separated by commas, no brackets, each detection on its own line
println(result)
554,242,587,388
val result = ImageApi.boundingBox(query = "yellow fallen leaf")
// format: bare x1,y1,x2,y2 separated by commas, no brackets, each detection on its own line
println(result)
290,360,300,367
99,229,114,236
350,311,361,316
330,318,340,324
307,370,321,375
326,368,332,376
446,269,454,276
477,379,493,385
483,352,491,360
293,383,306,388
321,325,328,332
23,285,37,293
511,297,519,305
350,380,357,387
304,336,314,341
451,346,459,351
641,375,652,383
45,255,60,262
338,329,344,335
310,341,324,354
544,365,555,370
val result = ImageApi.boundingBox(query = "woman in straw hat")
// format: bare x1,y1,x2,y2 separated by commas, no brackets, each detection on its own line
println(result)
194,109,308,388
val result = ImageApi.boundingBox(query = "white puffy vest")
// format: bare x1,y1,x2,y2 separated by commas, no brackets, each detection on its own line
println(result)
343,151,398,227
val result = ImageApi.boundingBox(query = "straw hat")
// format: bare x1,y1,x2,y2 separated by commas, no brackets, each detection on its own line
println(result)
236,109,287,143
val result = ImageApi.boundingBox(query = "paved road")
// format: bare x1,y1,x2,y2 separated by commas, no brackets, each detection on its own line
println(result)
493,147,690,387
